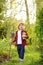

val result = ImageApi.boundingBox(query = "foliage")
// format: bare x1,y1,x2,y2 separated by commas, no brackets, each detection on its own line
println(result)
0,17,19,38
0,0,43,65
0,39,41,65
35,8,43,45
35,8,43,63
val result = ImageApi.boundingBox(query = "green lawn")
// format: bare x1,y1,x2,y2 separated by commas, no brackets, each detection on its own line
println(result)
0,39,43,65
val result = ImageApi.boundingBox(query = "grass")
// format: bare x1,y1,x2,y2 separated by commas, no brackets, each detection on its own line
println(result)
0,39,43,65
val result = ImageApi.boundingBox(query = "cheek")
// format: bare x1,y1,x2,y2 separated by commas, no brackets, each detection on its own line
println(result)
19,26,22,29
20,26,22,28
21,26,23,29
19,25,23,29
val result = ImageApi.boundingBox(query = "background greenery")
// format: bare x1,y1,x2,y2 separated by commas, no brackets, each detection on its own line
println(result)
0,0,43,65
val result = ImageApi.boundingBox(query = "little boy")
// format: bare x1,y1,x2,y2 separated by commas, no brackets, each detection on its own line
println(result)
13,23,28,62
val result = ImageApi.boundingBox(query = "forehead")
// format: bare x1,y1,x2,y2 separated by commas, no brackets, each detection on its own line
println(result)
19,24,24,26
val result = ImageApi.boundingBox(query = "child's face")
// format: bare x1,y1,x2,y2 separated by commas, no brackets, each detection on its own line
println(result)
19,24,23,30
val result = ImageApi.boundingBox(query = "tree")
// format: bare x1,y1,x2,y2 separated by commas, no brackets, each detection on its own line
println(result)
36,0,43,10
0,0,6,20
35,8,43,57
24,0,29,24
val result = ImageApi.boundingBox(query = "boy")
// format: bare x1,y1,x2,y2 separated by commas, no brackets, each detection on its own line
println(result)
12,23,28,62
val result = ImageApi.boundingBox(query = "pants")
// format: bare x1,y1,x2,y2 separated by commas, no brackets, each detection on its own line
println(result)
17,44,25,59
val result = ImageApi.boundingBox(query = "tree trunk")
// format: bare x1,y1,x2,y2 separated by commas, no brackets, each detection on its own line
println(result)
24,0,29,24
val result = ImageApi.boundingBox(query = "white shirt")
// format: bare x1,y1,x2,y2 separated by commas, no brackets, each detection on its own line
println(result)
17,30,22,44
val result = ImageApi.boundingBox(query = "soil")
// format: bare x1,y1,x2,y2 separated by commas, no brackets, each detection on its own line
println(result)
0,54,10,63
